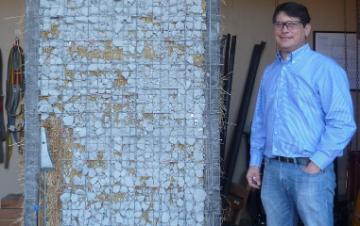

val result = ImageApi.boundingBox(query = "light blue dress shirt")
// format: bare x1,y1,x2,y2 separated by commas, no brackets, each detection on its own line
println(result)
250,43,356,169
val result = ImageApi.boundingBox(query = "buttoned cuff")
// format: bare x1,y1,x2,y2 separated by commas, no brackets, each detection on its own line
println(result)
250,150,264,168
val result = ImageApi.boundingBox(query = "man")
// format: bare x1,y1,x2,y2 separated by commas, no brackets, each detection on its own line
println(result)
246,2,356,226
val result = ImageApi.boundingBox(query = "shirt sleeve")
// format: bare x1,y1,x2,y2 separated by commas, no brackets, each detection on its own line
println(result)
310,65,356,169
250,79,266,167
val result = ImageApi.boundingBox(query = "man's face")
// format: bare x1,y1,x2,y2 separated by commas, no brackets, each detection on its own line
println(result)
273,11,311,53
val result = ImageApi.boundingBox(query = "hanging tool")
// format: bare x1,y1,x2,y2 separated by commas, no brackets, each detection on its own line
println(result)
5,38,25,168
0,49,5,163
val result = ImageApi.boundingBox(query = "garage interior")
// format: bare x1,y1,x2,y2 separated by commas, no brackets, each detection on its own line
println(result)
220,0,360,226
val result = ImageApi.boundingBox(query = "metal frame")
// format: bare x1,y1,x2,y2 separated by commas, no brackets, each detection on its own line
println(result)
205,0,221,225
24,0,40,225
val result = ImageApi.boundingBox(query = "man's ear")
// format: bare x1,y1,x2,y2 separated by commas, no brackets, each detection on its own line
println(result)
304,24,311,38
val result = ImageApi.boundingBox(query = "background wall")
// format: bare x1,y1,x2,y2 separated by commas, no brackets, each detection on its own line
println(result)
221,0,357,192
0,0,25,200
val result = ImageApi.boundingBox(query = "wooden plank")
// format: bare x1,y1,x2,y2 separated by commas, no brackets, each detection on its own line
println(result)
0,209,22,219
1,194,23,209
0,220,21,226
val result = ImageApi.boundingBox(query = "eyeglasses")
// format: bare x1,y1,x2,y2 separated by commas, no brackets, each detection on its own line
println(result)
273,21,303,31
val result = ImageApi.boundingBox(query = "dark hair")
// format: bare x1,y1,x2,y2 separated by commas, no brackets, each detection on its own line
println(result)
272,2,311,26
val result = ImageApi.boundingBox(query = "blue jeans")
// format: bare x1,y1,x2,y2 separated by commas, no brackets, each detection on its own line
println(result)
261,158,336,226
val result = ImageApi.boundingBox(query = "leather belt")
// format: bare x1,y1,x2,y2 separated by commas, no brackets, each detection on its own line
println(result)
272,156,310,165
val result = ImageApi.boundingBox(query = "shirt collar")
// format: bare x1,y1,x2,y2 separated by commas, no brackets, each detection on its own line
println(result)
276,43,310,63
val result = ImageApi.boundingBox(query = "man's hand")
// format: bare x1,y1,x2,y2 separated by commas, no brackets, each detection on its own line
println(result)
246,166,261,189
303,161,321,174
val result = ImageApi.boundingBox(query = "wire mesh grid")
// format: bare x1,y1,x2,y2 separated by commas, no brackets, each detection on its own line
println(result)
35,0,220,225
